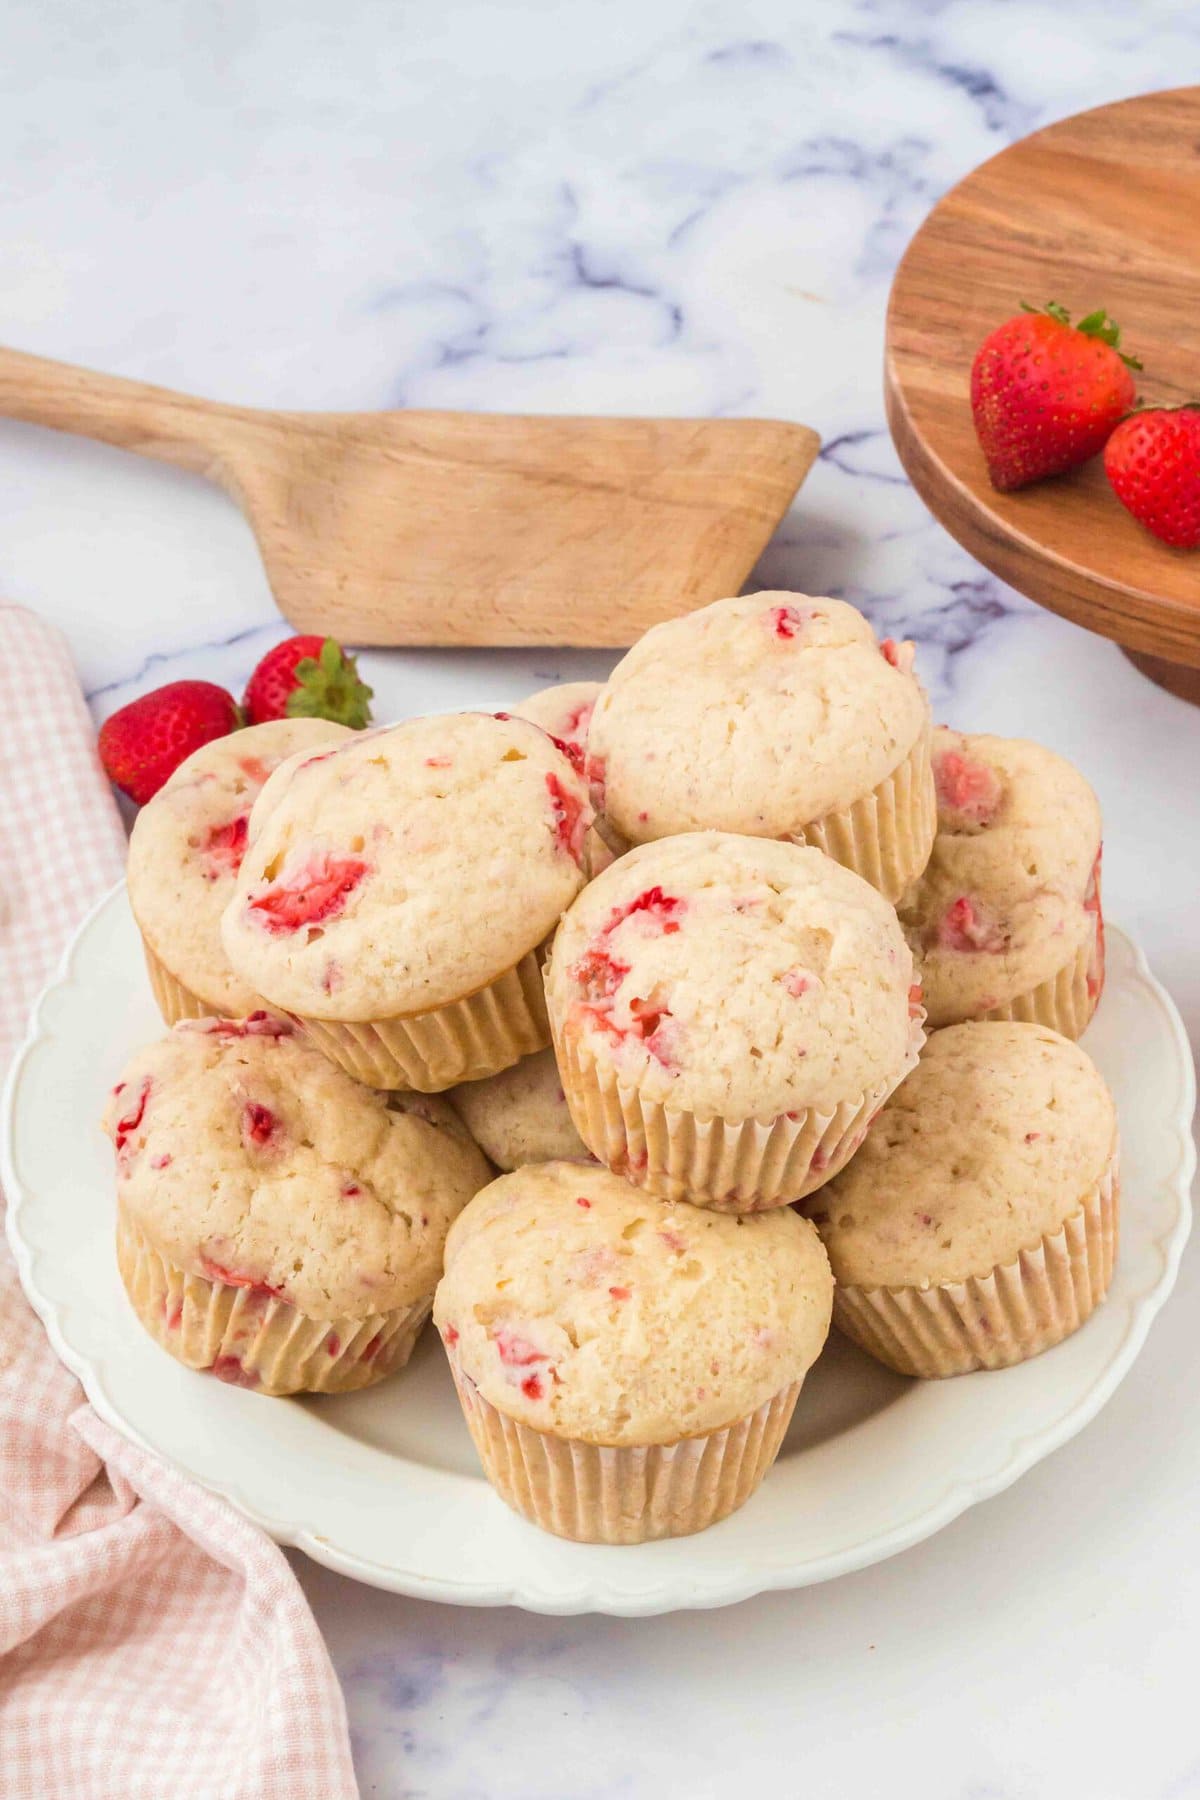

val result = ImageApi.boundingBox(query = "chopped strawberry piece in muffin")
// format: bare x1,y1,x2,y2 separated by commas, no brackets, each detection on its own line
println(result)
549,733,586,776
200,1255,286,1300
247,852,368,934
765,603,811,640
608,1285,632,1301
113,1078,153,1164
782,969,813,998
209,1355,261,1388
242,1102,277,1147
545,772,587,866
180,1011,290,1039
606,885,684,936
933,748,1003,828
879,637,915,673
493,1327,547,1368
198,814,249,880
521,1372,544,1400
562,698,595,739
936,896,1008,954
443,1323,460,1346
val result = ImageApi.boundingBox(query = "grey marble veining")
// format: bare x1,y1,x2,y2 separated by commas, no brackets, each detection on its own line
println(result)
3,3,1199,1796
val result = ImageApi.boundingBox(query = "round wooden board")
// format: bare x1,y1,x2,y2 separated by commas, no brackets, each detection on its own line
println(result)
885,87,1200,681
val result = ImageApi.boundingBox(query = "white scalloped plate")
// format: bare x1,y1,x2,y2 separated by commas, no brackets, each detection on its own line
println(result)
3,884,1194,1615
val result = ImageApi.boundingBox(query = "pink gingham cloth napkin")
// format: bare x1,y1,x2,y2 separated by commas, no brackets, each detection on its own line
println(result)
0,606,358,1800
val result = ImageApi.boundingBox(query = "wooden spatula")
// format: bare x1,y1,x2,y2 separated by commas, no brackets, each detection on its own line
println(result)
0,346,819,647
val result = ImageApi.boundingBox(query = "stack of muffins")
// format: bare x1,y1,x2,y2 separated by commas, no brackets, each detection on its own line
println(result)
106,593,1118,1545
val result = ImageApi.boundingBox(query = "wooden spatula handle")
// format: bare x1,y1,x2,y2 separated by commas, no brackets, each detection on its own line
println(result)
0,345,248,477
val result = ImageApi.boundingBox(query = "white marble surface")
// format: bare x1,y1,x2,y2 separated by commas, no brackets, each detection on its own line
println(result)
3,3,1199,1795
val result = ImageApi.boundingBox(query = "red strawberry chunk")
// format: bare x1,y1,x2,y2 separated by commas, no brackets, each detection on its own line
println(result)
575,1197,591,1209
200,1255,285,1300
113,1078,153,1163
545,772,587,866
248,853,368,934
443,1324,460,1347
327,1334,341,1357
933,749,1002,827
521,1373,544,1400
562,699,595,739
608,1286,631,1302
549,733,586,776
209,1355,260,1388
242,1102,276,1147
783,969,812,998
182,1012,290,1040
493,1328,546,1368
199,814,249,879
766,603,809,640
936,896,1007,954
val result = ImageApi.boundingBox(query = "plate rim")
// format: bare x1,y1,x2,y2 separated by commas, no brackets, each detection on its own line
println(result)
4,881,1195,1616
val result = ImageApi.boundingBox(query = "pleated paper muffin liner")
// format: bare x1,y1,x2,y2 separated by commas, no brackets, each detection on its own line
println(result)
831,1145,1120,1379
447,1353,802,1543
292,947,550,1092
553,1020,924,1212
117,1207,430,1396
790,719,936,905
142,940,224,1027
979,932,1099,1041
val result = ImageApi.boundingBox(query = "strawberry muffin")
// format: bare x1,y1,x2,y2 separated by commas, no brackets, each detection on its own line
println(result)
221,712,592,1090
434,1160,833,1542
127,718,352,1023
899,730,1103,1038
104,1015,490,1394
544,832,924,1211
450,1047,589,1170
806,1021,1119,1377
585,594,936,902
512,681,612,874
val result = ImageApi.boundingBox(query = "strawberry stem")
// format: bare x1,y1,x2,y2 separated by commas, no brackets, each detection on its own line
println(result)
1018,299,1142,371
286,638,374,729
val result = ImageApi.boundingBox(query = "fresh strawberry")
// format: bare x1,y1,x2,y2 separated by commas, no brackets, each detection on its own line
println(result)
243,635,373,727
970,302,1140,491
99,681,241,805
1103,405,1200,549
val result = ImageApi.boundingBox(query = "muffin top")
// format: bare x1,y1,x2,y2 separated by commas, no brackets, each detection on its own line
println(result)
807,1021,1117,1290
512,681,603,768
434,1160,833,1445
104,1017,490,1318
127,718,352,1014
545,832,922,1119
899,730,1102,1026
221,712,591,1020
587,594,929,846
450,1047,588,1171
